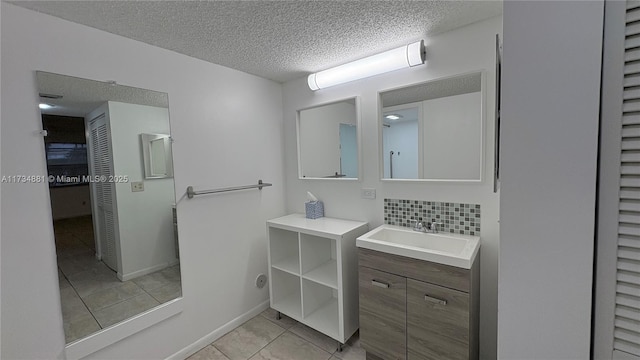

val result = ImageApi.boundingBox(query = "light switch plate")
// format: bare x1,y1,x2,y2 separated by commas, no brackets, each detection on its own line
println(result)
361,188,376,199
131,181,144,192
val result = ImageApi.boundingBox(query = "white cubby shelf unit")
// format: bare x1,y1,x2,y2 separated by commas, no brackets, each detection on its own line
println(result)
267,214,368,344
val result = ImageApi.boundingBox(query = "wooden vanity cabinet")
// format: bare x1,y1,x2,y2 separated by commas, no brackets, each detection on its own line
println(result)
407,279,470,360
358,248,479,360
359,266,407,360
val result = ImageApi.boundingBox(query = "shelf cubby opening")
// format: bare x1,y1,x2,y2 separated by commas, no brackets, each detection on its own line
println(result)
271,268,302,320
269,227,300,275
302,279,339,339
300,234,338,288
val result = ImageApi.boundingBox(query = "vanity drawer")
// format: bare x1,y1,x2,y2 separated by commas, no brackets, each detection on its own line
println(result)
358,248,470,292
407,278,470,360
359,266,406,360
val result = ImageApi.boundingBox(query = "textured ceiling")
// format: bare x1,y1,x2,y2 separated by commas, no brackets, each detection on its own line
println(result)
13,1,502,83
37,71,168,117
381,71,482,107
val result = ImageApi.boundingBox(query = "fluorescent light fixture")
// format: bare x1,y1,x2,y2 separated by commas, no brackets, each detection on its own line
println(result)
385,114,403,121
308,40,426,91
39,103,54,110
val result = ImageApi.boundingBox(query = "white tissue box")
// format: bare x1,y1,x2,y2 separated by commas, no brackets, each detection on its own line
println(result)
305,201,324,219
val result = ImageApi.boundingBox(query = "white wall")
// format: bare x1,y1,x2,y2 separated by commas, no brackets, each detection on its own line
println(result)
0,3,285,359
423,92,481,180
498,1,603,359
107,102,176,279
282,16,501,359
50,185,92,220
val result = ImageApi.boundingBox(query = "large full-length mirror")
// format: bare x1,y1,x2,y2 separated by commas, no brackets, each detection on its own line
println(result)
37,71,181,344
380,72,484,181
297,98,359,179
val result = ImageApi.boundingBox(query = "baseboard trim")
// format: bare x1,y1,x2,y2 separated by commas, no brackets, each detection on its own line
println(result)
118,261,175,282
166,300,270,360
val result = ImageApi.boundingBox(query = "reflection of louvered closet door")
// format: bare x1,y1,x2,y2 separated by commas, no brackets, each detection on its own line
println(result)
88,113,117,271
597,2,640,358
617,2,640,356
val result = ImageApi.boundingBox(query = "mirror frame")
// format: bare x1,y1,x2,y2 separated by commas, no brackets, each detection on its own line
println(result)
378,70,486,183
296,96,362,181
65,298,183,359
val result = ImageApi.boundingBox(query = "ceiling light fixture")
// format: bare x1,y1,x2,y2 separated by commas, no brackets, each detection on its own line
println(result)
39,103,54,110
39,93,63,99
385,114,403,121
308,40,426,91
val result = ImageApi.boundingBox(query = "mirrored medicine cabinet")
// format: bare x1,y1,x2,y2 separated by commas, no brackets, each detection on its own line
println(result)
297,98,361,180
380,71,485,182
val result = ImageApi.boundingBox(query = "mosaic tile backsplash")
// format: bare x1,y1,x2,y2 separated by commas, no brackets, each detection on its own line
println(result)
384,199,481,236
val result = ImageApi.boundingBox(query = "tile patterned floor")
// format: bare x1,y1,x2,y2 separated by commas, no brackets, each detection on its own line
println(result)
188,308,366,360
54,216,181,343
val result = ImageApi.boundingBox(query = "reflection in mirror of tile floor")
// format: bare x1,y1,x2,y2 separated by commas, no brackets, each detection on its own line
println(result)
54,215,181,343
188,308,365,360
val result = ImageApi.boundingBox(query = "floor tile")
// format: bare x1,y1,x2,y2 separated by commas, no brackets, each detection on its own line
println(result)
54,216,183,344
82,281,144,312
132,269,178,291
58,269,71,289
66,261,115,281
188,345,230,360
249,332,331,360
58,253,108,278
160,264,182,281
260,308,297,329
57,244,93,260
214,315,286,360
146,281,182,303
92,293,160,328
68,267,122,298
59,286,91,323
333,332,365,360
63,312,101,343
288,323,338,353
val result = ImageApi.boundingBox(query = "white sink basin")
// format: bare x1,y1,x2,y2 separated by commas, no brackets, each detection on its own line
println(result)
356,224,480,269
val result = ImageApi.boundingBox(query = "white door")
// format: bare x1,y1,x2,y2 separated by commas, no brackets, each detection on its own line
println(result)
595,1,640,358
86,111,118,271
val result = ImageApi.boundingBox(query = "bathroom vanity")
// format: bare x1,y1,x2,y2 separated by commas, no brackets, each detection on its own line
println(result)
267,214,368,348
357,225,480,360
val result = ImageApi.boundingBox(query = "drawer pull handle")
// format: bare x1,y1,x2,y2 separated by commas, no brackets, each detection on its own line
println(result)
371,280,389,289
424,294,447,305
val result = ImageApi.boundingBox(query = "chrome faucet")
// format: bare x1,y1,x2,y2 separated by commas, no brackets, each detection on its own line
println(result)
411,220,444,233
411,220,425,232
429,221,444,233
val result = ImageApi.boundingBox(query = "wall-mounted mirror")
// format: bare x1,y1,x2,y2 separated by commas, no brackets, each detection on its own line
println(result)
37,71,181,345
297,98,360,179
380,71,484,181
141,133,174,179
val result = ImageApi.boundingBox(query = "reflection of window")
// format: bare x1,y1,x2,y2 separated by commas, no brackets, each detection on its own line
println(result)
45,143,89,187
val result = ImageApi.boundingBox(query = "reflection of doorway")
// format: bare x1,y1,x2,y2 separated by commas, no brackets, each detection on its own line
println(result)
382,104,421,179
42,113,104,342
339,123,357,178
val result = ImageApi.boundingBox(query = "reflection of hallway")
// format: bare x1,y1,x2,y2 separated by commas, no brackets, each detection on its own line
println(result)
55,216,181,343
